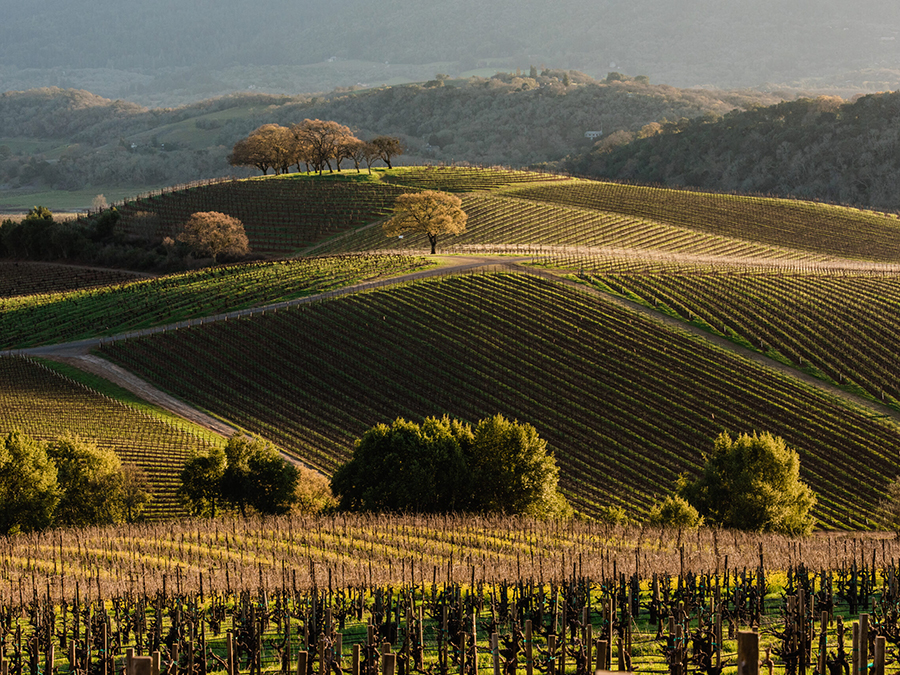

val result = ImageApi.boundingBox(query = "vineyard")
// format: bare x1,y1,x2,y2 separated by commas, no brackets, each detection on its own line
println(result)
113,174,412,256
562,267,900,411
314,194,842,261
96,272,900,528
505,181,900,263
0,356,215,518
0,262,146,298
0,514,897,675
0,255,428,350
380,167,570,192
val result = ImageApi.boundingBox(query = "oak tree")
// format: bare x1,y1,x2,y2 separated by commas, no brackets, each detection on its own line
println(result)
383,190,467,254
679,431,816,534
291,119,358,174
177,211,250,261
0,431,59,534
369,136,403,169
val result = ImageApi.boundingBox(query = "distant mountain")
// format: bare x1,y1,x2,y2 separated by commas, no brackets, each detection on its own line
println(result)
3,0,900,105
0,76,779,204
564,91,900,211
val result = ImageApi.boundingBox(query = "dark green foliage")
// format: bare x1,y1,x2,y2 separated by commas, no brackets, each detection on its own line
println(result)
330,416,471,512
567,91,900,210
678,431,816,535
181,434,298,517
0,431,60,535
331,415,569,517
178,446,226,517
46,433,128,527
465,414,566,517
647,494,702,529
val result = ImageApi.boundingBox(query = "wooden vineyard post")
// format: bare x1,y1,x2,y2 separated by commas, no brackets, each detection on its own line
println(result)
737,631,760,675
586,623,593,671
383,653,396,675
852,623,859,675
547,635,556,675
715,611,723,669
352,646,360,675
69,640,77,674
874,636,886,675
152,652,161,675
459,634,467,675
617,636,625,672
131,657,152,675
319,638,327,675
285,616,292,675
440,607,449,675
859,615,869,675
297,652,308,675
818,612,828,675
103,623,110,675
525,620,533,675
596,640,608,675
471,614,478,675
227,634,235,675
491,634,500,675
45,646,54,675
127,648,135,675
417,607,425,671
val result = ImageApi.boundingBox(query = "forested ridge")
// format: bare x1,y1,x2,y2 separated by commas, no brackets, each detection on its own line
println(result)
0,76,777,199
565,91,900,210
4,0,900,102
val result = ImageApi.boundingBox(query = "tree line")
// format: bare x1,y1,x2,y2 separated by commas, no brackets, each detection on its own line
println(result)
564,91,900,210
228,119,402,175
0,430,151,534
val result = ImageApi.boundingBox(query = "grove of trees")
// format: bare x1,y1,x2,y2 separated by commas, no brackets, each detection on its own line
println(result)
329,415,570,518
0,430,151,534
228,120,403,175
383,191,467,254
178,434,303,517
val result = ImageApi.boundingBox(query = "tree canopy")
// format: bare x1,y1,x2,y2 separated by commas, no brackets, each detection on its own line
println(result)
176,211,250,262
179,434,303,517
0,430,151,534
383,190,467,254
678,431,816,535
330,415,569,518
47,433,131,527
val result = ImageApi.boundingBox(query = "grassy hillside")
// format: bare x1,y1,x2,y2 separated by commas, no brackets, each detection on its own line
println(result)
97,272,900,528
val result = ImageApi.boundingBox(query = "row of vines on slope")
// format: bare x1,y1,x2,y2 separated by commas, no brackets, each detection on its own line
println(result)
97,273,900,527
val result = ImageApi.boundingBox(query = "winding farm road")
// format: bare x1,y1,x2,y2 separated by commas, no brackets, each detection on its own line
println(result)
14,253,900,448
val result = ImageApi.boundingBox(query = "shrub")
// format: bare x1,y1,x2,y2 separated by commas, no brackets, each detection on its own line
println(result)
678,431,816,535
647,494,703,528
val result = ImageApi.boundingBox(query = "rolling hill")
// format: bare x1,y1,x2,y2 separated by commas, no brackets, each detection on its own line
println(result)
3,167,900,528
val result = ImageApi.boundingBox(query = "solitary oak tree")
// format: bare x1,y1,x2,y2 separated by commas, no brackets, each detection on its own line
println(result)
177,211,250,262
383,190,467,254
369,136,403,169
